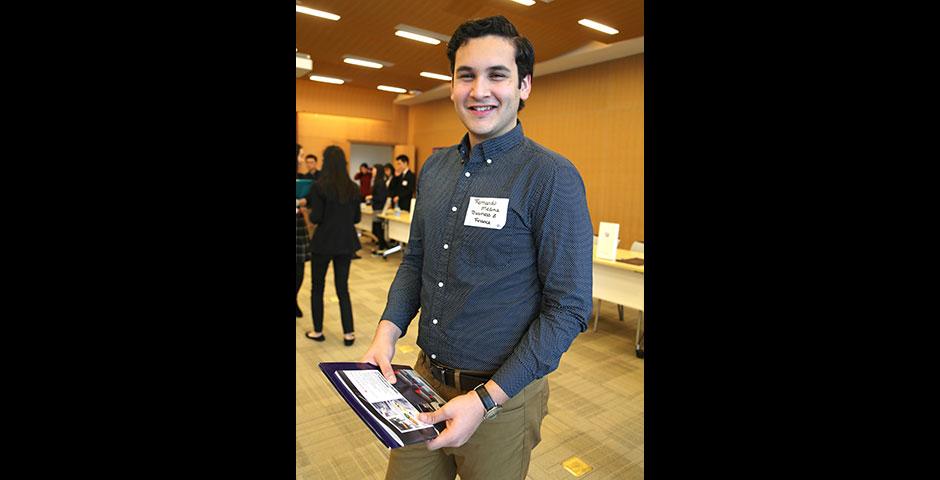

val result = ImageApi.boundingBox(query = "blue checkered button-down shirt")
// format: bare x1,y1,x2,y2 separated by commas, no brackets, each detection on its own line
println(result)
381,122,594,398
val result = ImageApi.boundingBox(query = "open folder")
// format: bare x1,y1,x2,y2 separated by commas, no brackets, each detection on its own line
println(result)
296,179,312,198
319,362,447,448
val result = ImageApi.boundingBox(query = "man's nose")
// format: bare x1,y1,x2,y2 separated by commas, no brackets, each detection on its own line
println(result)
470,78,491,99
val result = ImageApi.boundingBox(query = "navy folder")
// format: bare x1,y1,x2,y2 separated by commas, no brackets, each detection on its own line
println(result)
319,362,447,448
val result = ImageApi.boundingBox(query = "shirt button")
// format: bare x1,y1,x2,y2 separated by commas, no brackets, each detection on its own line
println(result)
451,206,457,212
443,244,449,249
486,158,492,164
438,282,444,288
465,172,471,177
432,319,438,325
431,354,437,360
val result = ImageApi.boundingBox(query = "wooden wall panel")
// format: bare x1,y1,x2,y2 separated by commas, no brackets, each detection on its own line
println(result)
407,54,644,244
296,83,409,165
296,80,406,123
407,100,464,177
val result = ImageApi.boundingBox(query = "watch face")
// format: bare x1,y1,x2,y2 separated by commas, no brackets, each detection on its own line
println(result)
483,405,502,420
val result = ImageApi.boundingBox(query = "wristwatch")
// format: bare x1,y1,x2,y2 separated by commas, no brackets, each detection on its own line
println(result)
473,384,502,420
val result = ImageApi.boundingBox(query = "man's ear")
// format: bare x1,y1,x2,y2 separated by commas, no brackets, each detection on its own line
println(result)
519,74,532,101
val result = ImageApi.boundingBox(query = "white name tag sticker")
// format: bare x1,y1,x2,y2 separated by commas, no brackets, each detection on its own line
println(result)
464,197,509,230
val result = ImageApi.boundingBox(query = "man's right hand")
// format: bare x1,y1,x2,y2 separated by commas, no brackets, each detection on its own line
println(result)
360,320,402,383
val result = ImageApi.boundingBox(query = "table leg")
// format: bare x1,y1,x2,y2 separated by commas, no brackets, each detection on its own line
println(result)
635,311,644,350
593,299,600,332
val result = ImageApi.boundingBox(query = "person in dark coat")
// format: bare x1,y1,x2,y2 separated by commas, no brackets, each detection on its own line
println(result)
389,154,416,211
305,145,362,345
296,144,312,317
301,154,319,180
365,163,390,253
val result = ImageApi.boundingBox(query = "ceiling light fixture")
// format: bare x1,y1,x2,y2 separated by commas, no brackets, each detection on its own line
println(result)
420,72,452,81
395,30,440,45
344,58,383,68
377,85,407,93
393,24,451,44
342,55,390,69
296,52,313,78
309,75,345,85
295,5,340,21
577,19,619,35
511,0,536,6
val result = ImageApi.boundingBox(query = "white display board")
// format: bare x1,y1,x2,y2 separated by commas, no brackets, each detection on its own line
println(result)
596,221,620,261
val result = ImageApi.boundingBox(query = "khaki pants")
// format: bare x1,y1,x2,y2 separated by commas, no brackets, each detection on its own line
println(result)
385,352,549,480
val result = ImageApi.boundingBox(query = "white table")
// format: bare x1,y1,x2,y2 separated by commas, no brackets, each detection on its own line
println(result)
377,210,411,244
592,248,644,356
355,204,374,232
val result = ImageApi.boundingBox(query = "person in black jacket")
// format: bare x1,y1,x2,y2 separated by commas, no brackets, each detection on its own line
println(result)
305,145,362,345
296,144,312,318
301,154,319,180
388,154,416,211
365,163,390,253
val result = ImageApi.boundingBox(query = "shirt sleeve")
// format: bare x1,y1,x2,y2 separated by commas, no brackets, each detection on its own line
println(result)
490,162,594,398
380,176,426,337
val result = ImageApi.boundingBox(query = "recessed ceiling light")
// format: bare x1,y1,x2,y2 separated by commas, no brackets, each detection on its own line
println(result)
343,57,384,69
578,19,619,35
511,0,536,6
309,75,345,85
295,6,340,21
420,72,452,81
377,85,407,93
393,24,451,44
395,30,441,45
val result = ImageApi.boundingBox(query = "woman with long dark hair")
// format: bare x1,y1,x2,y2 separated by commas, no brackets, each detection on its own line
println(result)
305,145,362,345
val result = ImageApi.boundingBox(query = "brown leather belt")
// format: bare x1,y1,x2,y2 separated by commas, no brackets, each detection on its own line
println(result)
427,357,494,392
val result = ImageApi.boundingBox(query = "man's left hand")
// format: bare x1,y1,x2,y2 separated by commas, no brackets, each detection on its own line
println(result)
418,391,486,450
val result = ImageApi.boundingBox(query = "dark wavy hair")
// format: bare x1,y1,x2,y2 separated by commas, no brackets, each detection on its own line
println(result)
318,146,359,204
446,15,534,111
372,163,386,184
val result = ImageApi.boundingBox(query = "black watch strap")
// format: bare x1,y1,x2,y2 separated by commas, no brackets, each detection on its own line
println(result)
474,384,496,411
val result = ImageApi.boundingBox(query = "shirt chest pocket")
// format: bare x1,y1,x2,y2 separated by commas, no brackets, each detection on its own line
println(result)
459,205,524,269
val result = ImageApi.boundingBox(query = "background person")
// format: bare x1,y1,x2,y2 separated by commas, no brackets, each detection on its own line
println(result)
305,146,363,346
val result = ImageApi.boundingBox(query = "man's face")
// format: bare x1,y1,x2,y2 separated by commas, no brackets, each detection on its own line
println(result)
305,157,318,171
450,35,530,147
394,159,406,174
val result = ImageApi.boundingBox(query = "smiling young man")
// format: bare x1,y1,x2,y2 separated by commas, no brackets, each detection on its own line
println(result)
361,16,593,480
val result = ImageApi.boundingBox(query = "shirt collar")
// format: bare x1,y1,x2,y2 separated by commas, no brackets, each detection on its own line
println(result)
458,120,524,163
